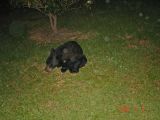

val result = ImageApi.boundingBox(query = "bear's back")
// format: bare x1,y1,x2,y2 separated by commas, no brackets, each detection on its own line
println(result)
56,41,83,61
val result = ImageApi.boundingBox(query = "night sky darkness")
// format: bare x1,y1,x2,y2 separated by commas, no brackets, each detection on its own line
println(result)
0,1,11,15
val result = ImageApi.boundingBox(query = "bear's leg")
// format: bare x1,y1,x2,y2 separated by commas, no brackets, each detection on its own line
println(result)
69,55,87,73
69,61,81,73
61,67,68,73
61,60,69,73
69,68,79,73
79,55,87,68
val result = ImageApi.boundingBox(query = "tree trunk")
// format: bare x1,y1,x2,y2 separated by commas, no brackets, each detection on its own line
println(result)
49,13,57,34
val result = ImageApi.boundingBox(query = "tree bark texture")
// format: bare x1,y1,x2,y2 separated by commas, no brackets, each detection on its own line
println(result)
49,13,57,34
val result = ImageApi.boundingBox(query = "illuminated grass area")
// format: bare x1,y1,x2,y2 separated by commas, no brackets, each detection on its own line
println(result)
0,2,160,120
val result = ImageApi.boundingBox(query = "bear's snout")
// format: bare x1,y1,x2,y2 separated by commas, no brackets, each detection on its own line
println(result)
45,66,52,72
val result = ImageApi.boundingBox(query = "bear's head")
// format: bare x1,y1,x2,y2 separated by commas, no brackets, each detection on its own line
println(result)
45,48,59,72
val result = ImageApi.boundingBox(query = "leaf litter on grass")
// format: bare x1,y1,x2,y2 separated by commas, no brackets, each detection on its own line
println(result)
29,27,97,44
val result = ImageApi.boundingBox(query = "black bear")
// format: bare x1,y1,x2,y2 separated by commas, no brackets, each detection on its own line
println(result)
45,41,87,73
60,54,87,73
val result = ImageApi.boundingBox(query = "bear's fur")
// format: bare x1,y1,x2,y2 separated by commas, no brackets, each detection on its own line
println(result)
45,41,87,73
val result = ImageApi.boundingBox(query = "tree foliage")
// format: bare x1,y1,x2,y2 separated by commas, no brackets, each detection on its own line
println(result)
10,0,93,33
10,0,93,15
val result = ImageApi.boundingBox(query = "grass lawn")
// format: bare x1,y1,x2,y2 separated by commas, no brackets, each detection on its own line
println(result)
0,2,160,120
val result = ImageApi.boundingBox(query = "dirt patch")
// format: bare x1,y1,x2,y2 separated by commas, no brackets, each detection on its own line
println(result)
117,34,150,49
154,80,160,90
127,44,137,49
126,39,149,49
138,39,149,47
117,34,134,41
156,47,160,53
29,27,96,44
124,34,134,40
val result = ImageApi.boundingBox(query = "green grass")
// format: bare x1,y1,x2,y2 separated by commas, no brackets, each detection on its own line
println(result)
0,2,160,120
